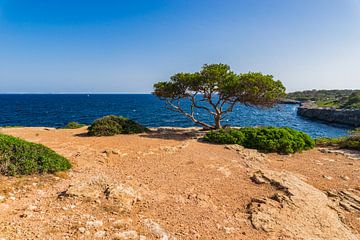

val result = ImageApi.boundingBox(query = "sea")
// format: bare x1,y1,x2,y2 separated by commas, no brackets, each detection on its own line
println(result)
0,94,351,138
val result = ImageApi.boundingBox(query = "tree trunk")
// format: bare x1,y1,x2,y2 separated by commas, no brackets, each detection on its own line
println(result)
214,115,222,129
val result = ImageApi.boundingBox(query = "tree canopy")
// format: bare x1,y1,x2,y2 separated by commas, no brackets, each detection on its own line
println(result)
153,63,286,129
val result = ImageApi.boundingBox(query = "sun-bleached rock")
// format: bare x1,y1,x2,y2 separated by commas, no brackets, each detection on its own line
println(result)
248,170,358,240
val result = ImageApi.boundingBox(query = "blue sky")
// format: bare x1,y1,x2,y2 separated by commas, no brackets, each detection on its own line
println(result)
0,0,359,93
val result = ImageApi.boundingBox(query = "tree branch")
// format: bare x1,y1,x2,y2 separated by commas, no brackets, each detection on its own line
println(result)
165,99,213,129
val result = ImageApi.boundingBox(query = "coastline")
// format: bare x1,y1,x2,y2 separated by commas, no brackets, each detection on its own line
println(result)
297,102,360,127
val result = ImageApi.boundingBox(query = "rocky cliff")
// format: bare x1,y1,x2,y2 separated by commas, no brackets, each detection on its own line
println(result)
297,103,360,127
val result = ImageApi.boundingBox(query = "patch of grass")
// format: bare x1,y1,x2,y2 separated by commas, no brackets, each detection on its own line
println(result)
63,122,86,129
0,134,71,176
204,127,314,154
87,115,149,136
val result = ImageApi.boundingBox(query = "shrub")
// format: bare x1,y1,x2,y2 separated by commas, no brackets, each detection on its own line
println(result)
63,122,86,129
315,131,360,151
203,129,245,144
88,115,148,136
204,127,315,154
340,136,360,150
315,137,343,147
0,134,71,176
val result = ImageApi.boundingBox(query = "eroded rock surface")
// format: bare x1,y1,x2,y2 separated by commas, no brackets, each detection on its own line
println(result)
63,175,141,211
248,170,359,240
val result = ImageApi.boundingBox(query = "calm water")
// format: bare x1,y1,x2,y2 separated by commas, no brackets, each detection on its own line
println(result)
0,94,351,138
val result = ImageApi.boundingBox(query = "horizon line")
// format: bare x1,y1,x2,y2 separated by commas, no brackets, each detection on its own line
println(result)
0,92,152,94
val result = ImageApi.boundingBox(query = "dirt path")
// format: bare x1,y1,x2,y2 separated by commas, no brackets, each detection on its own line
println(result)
0,127,359,239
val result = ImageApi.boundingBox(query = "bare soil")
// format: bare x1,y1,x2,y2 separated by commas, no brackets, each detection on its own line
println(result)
0,127,359,240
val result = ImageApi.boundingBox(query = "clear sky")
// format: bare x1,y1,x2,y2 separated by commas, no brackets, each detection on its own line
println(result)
0,0,359,93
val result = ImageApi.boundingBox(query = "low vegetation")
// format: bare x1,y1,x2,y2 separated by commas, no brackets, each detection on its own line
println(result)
316,128,360,151
88,115,148,136
287,89,360,109
0,134,71,176
204,127,314,154
63,121,86,129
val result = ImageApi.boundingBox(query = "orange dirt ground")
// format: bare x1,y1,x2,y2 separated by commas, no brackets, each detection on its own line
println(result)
0,127,359,240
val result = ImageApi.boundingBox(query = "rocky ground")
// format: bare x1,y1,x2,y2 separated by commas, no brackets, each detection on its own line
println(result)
0,127,359,240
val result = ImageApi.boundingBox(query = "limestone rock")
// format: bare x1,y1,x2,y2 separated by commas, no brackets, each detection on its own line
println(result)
113,230,138,239
248,170,358,240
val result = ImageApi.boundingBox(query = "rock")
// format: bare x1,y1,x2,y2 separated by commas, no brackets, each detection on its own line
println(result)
78,227,86,234
341,175,350,181
113,218,133,229
323,175,333,180
0,196,5,202
297,106,360,127
248,170,358,239
327,190,360,213
143,219,170,240
112,150,120,155
0,203,9,211
63,176,141,210
27,205,37,211
250,171,267,184
86,220,103,227
94,230,106,238
113,230,138,239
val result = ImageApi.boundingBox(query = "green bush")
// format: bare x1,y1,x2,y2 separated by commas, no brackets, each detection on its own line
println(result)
315,137,343,147
340,136,360,150
315,129,360,151
203,129,245,144
204,127,315,154
88,115,149,136
63,122,86,129
0,134,71,176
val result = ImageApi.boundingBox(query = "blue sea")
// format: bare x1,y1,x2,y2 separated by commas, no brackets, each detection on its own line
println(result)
0,94,351,138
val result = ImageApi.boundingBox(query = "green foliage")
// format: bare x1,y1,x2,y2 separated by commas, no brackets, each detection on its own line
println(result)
63,122,86,129
204,127,314,154
341,92,360,109
316,133,360,151
154,63,286,129
88,115,148,136
287,89,360,109
203,129,245,144
339,135,360,150
315,137,343,147
350,128,360,136
0,134,71,176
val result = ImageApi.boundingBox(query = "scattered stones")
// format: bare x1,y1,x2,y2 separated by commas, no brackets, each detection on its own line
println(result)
94,230,106,238
113,218,133,229
323,175,333,180
113,230,138,239
341,175,350,181
217,166,231,177
27,205,37,211
319,148,360,160
86,220,103,227
62,176,141,211
143,219,170,240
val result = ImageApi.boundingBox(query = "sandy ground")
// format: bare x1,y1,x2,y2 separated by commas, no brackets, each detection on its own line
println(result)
0,127,359,240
